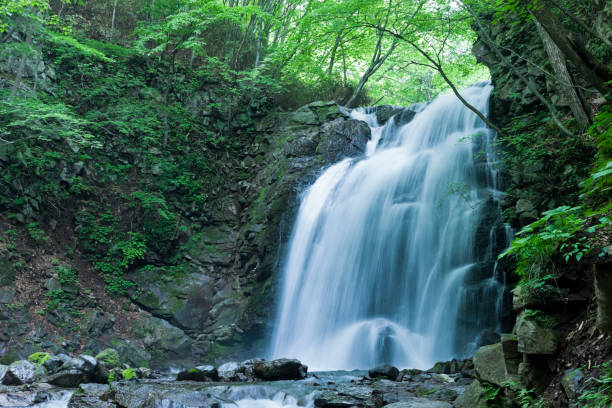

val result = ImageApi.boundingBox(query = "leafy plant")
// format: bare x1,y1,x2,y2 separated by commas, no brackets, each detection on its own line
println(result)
578,363,612,407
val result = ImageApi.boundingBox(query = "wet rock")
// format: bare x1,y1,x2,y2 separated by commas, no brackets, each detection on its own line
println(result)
383,398,452,408
78,383,112,399
217,361,245,382
133,315,194,368
253,358,308,380
315,390,365,407
47,369,88,387
369,364,400,381
177,365,218,382
2,360,39,385
112,381,223,408
374,105,404,124
68,395,116,408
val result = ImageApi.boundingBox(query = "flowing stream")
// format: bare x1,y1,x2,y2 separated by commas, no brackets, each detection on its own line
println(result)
271,82,510,371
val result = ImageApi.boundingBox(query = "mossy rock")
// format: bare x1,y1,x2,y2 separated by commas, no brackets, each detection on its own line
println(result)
28,352,51,364
95,348,120,367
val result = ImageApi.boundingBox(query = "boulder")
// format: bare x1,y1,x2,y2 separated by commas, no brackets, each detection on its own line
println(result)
253,359,308,380
176,365,218,382
217,361,248,382
68,395,116,408
369,364,400,381
47,369,88,387
514,311,559,355
132,316,194,369
2,360,40,385
473,343,508,386
382,398,452,408
43,354,70,374
78,383,112,399
454,380,489,408
94,349,121,382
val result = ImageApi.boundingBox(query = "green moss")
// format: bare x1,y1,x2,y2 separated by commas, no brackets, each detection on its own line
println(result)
28,352,50,364
95,348,120,367
188,368,199,374
122,368,137,380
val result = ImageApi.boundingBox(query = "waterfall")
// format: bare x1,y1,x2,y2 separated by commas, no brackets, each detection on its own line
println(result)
270,83,509,371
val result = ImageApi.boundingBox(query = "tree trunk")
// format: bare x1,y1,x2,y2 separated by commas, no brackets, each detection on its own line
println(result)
327,30,343,75
534,19,591,128
111,0,118,40
528,2,611,97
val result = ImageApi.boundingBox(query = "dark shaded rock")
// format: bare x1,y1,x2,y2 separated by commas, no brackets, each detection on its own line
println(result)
253,358,308,380
47,369,88,387
94,349,121,383
176,365,218,382
369,364,400,381
318,118,371,162
374,105,404,124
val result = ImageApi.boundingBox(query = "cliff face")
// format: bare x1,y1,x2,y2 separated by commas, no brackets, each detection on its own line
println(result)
0,31,372,368
464,4,612,407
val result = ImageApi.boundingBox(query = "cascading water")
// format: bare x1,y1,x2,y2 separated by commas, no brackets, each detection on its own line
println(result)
270,82,511,371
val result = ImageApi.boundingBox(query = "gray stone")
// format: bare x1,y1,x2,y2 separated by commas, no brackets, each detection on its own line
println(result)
43,355,69,374
369,364,400,380
0,286,14,303
0,365,7,382
68,395,116,408
473,343,508,386
132,316,193,369
253,359,308,380
2,360,39,385
431,374,454,383
514,311,559,355
78,383,111,399
217,361,242,381
383,398,452,408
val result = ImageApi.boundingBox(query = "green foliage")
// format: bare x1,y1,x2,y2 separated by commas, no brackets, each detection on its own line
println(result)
55,265,77,285
500,206,584,280
28,352,50,364
582,104,612,208
578,363,612,407
121,368,137,380
503,380,547,408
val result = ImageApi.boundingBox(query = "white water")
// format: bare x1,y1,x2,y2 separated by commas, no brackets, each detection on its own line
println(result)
271,83,508,371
